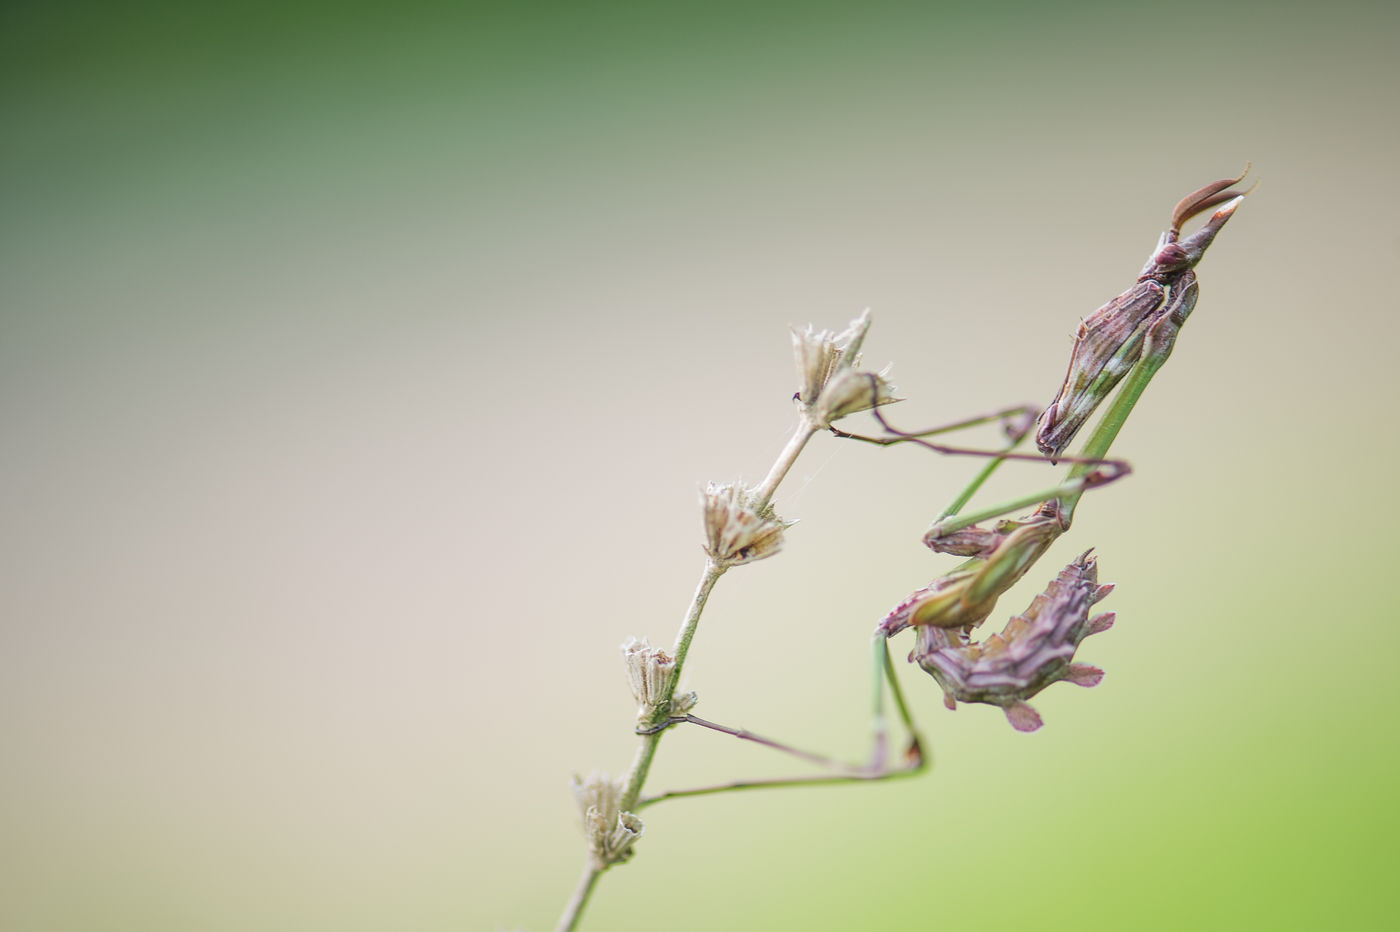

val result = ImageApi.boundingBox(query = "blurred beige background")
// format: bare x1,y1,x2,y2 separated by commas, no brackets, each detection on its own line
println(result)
3,2,1397,929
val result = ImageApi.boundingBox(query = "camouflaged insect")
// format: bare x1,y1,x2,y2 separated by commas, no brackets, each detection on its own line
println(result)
909,550,1115,732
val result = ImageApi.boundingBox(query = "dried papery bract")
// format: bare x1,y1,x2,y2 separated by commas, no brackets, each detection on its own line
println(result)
791,310,900,428
621,638,678,724
814,365,899,426
668,688,699,717
701,481,791,567
571,772,644,869
792,310,871,406
911,551,1115,732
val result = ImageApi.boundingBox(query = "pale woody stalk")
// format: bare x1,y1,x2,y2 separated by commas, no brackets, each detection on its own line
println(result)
556,310,895,932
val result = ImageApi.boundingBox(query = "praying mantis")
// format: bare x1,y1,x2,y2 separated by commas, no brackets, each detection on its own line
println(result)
635,169,1252,804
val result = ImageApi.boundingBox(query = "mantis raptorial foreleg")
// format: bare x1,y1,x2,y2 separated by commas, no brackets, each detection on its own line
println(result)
830,402,1039,448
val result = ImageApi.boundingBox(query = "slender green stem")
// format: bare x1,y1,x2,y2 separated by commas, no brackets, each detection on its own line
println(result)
928,477,1099,536
620,561,725,809
879,636,922,760
868,630,890,765
937,430,1027,520
666,561,727,685
867,634,926,768
1061,351,1167,522
561,412,819,929
559,562,726,932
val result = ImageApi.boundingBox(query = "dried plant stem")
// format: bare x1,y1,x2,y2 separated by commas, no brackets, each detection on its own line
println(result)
751,418,821,510
557,865,602,932
557,419,820,932
556,568,723,932
557,566,725,932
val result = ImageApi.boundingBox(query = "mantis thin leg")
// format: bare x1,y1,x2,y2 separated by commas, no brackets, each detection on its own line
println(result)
841,400,1134,537
636,638,926,809
924,459,1131,538
636,714,854,770
832,387,1134,528
830,403,1038,447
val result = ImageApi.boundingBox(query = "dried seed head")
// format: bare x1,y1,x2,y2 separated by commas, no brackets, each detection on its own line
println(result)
669,689,699,716
701,481,792,567
792,310,871,405
910,550,1115,732
570,771,645,868
791,310,900,427
621,637,677,723
812,365,899,426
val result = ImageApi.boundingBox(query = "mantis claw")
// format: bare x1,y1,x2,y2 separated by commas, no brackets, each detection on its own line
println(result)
1170,163,1251,233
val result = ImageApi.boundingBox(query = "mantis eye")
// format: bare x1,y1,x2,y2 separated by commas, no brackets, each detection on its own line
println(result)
1151,242,1191,271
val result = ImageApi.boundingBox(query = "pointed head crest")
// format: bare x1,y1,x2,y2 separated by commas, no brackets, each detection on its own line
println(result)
1140,165,1253,281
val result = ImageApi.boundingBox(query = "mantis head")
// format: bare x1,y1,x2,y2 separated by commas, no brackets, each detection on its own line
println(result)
1139,166,1253,281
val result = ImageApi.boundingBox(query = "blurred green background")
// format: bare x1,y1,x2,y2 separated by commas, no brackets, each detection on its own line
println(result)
3,1,1397,929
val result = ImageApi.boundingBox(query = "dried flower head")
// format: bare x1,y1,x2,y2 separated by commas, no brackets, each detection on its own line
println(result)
791,310,900,427
621,637,677,723
813,365,899,426
570,771,644,868
668,689,699,716
910,550,1115,732
792,310,871,405
701,481,791,567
